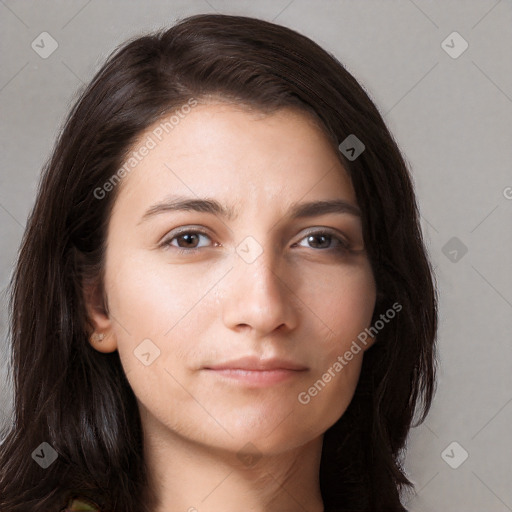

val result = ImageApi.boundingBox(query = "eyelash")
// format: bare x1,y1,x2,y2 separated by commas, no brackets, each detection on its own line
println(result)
160,228,352,256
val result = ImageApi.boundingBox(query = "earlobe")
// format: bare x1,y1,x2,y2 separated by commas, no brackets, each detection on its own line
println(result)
363,334,377,351
358,327,378,352
88,329,117,353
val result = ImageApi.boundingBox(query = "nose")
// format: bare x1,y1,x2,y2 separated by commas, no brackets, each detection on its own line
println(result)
220,243,299,338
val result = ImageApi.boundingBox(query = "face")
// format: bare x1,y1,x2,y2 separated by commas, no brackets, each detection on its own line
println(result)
88,102,377,455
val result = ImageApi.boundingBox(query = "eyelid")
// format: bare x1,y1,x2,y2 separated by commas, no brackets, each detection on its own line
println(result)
159,225,212,244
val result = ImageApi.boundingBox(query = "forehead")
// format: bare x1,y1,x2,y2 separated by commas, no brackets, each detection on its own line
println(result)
113,102,357,215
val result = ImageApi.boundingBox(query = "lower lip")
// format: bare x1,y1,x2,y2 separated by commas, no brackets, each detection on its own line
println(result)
203,368,306,386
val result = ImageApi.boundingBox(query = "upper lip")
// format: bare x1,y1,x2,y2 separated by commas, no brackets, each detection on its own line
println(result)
204,356,308,371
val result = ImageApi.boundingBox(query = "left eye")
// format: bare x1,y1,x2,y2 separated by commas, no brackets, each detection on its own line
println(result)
294,230,350,252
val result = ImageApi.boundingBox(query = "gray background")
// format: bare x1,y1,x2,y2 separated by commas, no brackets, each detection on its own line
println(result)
1,1,511,510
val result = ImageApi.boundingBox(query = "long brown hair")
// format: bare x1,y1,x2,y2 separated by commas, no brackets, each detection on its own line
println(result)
0,13,437,512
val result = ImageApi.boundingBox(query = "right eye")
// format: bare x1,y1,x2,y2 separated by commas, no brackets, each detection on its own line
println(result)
160,228,217,254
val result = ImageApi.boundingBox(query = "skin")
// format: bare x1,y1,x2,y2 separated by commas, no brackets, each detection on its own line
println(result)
85,102,377,512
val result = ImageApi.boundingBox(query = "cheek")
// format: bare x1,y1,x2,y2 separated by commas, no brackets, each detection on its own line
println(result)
294,261,375,419
105,249,220,336
295,280,373,433
295,353,364,440
104,249,227,396
301,258,376,348
103,251,213,431
103,251,189,381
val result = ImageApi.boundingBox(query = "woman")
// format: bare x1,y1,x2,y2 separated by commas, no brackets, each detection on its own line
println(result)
0,13,437,512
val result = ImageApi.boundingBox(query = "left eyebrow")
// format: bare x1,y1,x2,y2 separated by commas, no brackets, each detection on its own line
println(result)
288,199,361,219
137,194,362,225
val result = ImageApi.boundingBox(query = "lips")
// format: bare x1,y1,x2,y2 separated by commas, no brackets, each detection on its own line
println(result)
203,355,308,371
202,356,308,387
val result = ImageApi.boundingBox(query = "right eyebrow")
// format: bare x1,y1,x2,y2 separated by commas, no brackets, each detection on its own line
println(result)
138,195,238,224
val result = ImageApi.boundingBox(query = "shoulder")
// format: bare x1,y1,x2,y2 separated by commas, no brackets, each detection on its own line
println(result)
61,496,101,511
